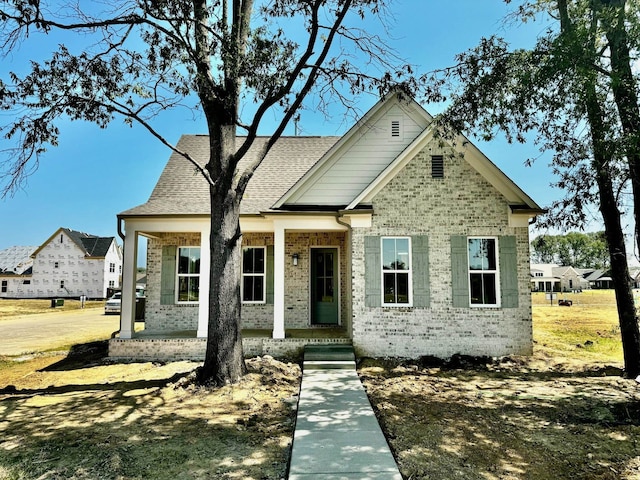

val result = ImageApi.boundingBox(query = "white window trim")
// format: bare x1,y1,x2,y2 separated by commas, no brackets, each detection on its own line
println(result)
241,246,267,304
381,236,413,307
176,246,201,304
467,236,501,308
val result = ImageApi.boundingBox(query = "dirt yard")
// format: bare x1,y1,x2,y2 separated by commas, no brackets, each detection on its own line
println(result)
1,291,639,479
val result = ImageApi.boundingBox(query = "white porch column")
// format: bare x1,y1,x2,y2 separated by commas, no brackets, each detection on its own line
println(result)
197,225,210,338
119,226,138,339
272,222,286,339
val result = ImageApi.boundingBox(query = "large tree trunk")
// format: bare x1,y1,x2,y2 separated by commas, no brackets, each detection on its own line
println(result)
198,176,247,386
601,0,640,264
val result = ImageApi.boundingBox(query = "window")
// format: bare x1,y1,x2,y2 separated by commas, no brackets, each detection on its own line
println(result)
468,237,499,306
431,155,444,178
60,280,65,289
23,280,30,285
381,237,412,305
1,281,7,293
177,247,200,302
242,247,266,303
109,263,115,273
54,262,59,269
60,234,64,243
109,280,115,288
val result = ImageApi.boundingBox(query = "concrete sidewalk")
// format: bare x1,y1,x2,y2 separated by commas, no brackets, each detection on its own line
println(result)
288,345,402,480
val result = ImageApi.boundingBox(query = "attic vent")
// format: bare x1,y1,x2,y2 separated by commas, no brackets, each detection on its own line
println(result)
431,155,444,178
391,120,400,137
389,117,403,140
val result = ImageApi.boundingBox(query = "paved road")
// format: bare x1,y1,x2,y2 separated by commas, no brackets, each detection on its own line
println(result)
0,308,120,356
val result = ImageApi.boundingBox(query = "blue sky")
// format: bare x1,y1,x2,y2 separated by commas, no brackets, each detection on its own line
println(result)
0,1,606,258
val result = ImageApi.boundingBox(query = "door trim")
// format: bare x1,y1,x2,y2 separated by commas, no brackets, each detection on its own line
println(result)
309,245,341,326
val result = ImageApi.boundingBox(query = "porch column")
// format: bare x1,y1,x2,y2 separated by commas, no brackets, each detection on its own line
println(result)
273,222,285,339
119,226,138,339
197,225,210,337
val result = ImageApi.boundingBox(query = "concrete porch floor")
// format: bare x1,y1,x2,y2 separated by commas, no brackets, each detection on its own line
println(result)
128,326,350,340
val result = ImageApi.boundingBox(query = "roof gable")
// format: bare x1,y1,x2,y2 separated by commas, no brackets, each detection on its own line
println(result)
31,228,116,259
275,92,432,208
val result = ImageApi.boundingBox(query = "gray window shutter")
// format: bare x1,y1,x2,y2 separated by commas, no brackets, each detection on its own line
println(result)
266,245,274,304
160,245,177,305
412,235,430,308
364,236,381,307
451,236,469,308
499,236,519,308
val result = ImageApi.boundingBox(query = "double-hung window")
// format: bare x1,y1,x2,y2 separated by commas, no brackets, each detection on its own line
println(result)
468,237,499,307
382,237,412,305
177,247,200,303
242,247,266,303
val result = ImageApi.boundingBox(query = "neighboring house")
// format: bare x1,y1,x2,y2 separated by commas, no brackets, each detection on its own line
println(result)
0,246,37,296
584,269,614,289
111,92,545,361
0,228,122,299
530,263,587,292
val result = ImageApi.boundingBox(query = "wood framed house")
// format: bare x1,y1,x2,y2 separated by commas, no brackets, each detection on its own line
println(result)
111,92,544,361
0,228,122,299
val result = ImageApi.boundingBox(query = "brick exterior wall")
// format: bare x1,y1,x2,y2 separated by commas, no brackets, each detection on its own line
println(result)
144,231,348,333
350,145,533,359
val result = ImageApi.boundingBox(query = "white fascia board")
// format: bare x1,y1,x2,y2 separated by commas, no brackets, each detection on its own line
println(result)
508,211,534,228
346,126,435,210
339,212,373,228
263,214,349,232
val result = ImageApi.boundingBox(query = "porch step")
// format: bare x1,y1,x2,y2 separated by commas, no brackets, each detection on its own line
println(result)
303,344,356,370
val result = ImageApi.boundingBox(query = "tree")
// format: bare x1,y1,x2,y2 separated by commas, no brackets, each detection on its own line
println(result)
531,231,609,269
430,0,640,376
0,1,417,386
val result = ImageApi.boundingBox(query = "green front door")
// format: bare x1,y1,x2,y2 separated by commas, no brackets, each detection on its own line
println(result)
311,248,339,325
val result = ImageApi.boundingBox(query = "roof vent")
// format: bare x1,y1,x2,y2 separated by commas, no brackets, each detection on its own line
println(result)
389,117,403,140
431,155,444,178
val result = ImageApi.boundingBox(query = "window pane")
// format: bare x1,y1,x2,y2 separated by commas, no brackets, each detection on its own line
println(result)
254,249,265,274
469,239,496,271
243,276,254,302
190,249,201,274
178,248,201,274
242,248,254,274
469,273,483,304
383,272,396,303
382,239,396,270
396,272,409,303
395,238,410,271
325,253,333,276
485,239,496,270
188,277,200,302
482,273,496,304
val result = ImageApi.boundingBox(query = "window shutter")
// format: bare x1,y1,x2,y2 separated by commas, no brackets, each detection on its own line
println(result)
160,245,176,305
451,236,469,308
499,236,519,308
412,235,430,308
364,236,381,307
266,245,274,304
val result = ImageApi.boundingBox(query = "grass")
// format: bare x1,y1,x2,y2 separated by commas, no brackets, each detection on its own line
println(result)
1,291,639,479
0,298,105,320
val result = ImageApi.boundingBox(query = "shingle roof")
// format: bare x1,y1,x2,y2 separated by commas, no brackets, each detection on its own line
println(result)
62,228,115,257
0,246,36,275
119,135,340,217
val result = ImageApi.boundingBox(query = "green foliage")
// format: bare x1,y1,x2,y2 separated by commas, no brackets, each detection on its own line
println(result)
531,231,609,268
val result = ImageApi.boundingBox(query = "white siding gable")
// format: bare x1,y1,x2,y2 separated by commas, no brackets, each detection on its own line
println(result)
285,100,430,206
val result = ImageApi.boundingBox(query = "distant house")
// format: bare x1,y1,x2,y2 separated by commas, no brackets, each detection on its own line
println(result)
583,269,614,289
530,264,587,292
111,92,544,361
0,227,122,299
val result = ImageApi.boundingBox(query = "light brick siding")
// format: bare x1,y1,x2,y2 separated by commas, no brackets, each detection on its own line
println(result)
351,146,533,359
144,231,348,333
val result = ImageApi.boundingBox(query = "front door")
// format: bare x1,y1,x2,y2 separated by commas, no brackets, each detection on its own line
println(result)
311,248,339,325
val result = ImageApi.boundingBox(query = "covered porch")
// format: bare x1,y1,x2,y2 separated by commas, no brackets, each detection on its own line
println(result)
111,211,370,360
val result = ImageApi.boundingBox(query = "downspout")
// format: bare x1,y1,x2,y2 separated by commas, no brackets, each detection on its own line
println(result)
336,213,353,341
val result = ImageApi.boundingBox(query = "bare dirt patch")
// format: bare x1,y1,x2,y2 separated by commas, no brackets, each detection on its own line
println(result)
0,343,301,480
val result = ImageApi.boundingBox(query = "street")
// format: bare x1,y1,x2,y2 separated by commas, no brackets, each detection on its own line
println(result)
0,308,120,356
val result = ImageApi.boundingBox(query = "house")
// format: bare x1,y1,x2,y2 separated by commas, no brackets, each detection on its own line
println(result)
583,269,615,289
111,92,545,361
530,263,587,292
0,228,122,299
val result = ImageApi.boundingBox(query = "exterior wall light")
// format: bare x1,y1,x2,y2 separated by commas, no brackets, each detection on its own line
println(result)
292,253,299,266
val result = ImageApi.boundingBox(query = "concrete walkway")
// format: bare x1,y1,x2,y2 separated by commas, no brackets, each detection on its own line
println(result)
288,345,402,480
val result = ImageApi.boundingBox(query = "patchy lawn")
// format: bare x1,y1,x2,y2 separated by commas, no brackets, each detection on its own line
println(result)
1,291,639,479
0,298,104,320
360,290,640,480
0,343,300,480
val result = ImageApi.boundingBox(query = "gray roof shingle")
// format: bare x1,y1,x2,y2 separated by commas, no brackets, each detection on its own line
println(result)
120,135,340,217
